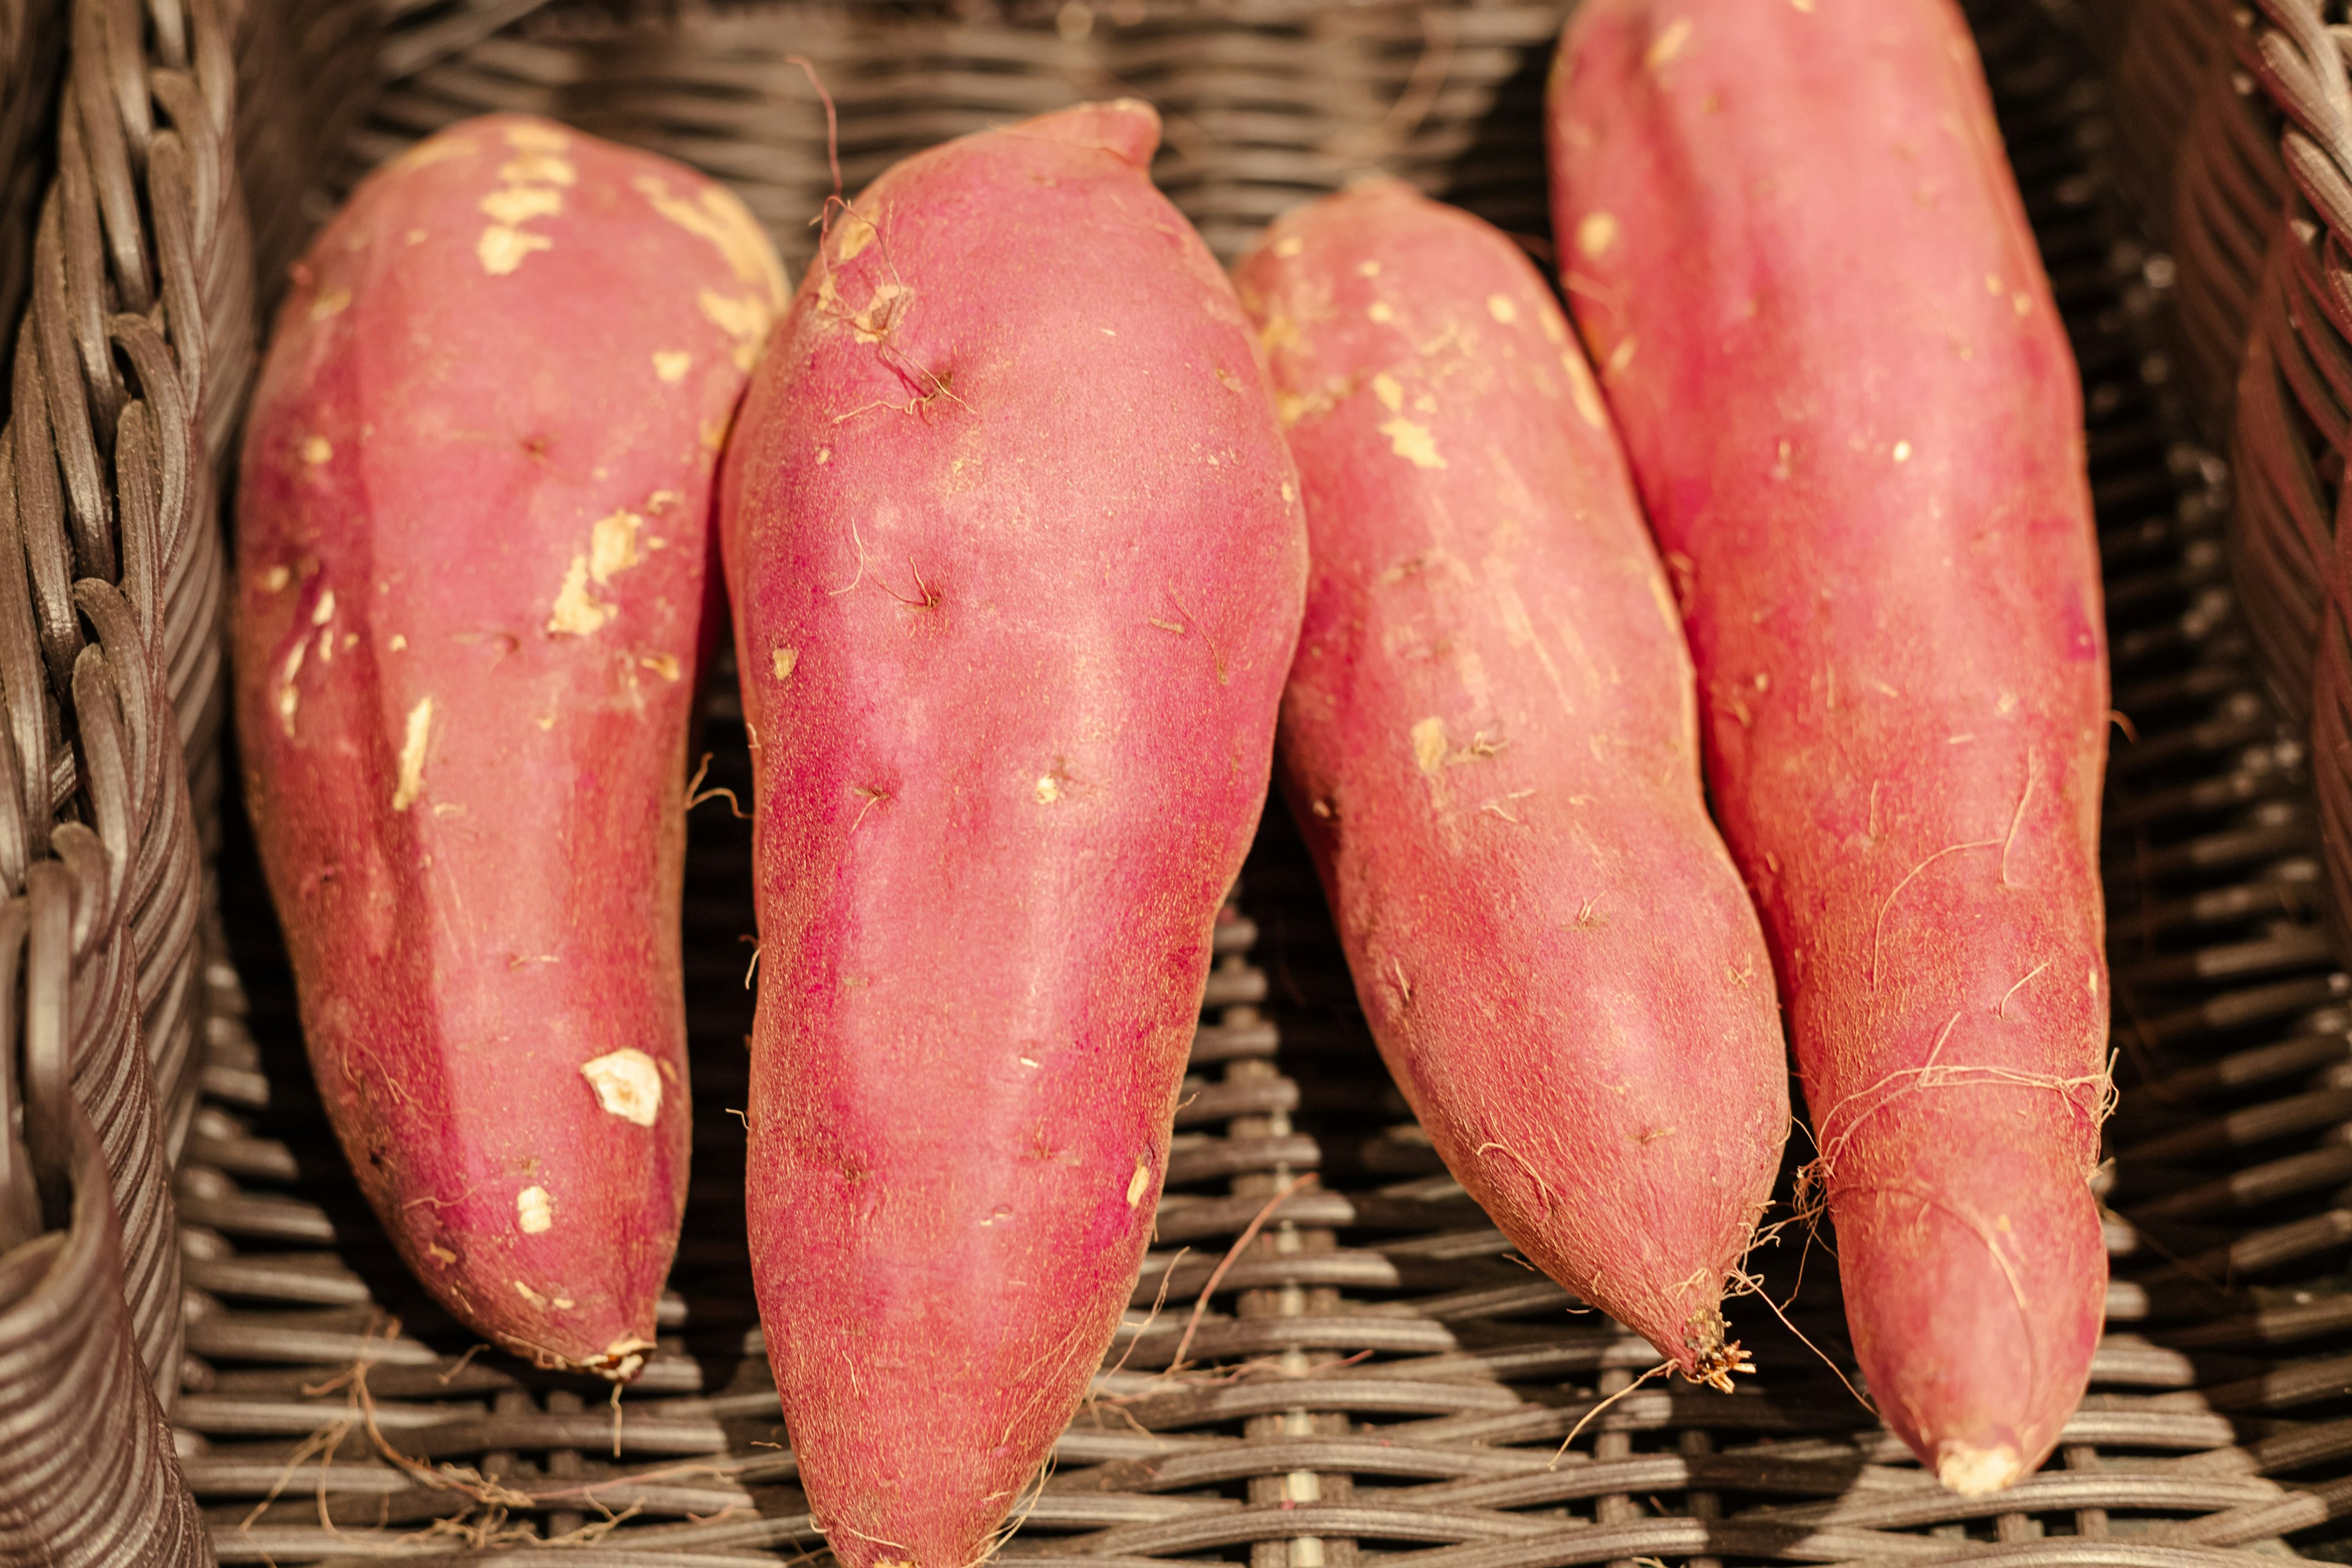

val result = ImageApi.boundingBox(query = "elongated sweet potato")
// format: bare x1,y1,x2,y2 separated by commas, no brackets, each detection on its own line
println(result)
235,114,784,1376
1232,181,1787,1378
1550,0,2111,1493
720,100,1306,1568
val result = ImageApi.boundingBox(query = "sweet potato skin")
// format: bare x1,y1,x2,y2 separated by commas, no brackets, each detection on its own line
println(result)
234,115,783,1375
1232,181,1787,1375
720,100,1306,1568
1550,0,2111,1492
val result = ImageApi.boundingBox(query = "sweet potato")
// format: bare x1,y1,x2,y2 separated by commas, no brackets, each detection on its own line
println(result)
1231,181,1787,1379
720,100,1306,1568
1550,0,2112,1493
235,114,784,1376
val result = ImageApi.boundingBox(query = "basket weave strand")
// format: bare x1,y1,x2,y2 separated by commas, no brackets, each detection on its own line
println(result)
0,1086,206,1568
2106,0,2226,246
2161,4,2289,442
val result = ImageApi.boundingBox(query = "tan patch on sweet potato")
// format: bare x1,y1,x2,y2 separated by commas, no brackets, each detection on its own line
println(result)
1939,1444,2021,1498
393,696,433,811
473,132,568,280
1576,212,1619,259
310,288,351,322
1645,17,1693,69
517,1185,554,1233
477,225,552,275
1411,717,1448,775
497,125,576,187
699,287,775,371
1368,301,1396,323
1487,293,1518,324
653,351,691,382
1371,374,1404,412
844,281,907,344
1125,1156,1151,1206
547,511,646,636
835,212,878,263
499,151,576,187
634,175,788,306
480,186,562,225
599,1338,652,1379
590,510,643,582
302,435,331,465
277,639,307,735
1379,418,1446,469
549,557,611,636
772,646,797,682
582,1048,663,1126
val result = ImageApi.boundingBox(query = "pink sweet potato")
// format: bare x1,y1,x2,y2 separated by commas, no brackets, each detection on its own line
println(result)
235,115,785,1375
1231,181,1787,1378
719,100,1306,1568
1550,0,2112,1492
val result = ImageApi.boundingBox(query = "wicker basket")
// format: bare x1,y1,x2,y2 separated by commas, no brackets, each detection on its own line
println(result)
2102,1,2326,738
2092,4,2352,1129
2103,0,2286,454
0,0,277,1553
0,0,60,350
1,0,2347,1561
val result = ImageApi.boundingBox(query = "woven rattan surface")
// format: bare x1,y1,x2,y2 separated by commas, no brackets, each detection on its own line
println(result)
2113,0,2286,451
2115,0,2352,737
0,0,317,1549
0,0,62,369
1,0,254,1396
2219,0,2352,1058
2107,0,2223,246
3,1090,207,1564
125,0,2352,1562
